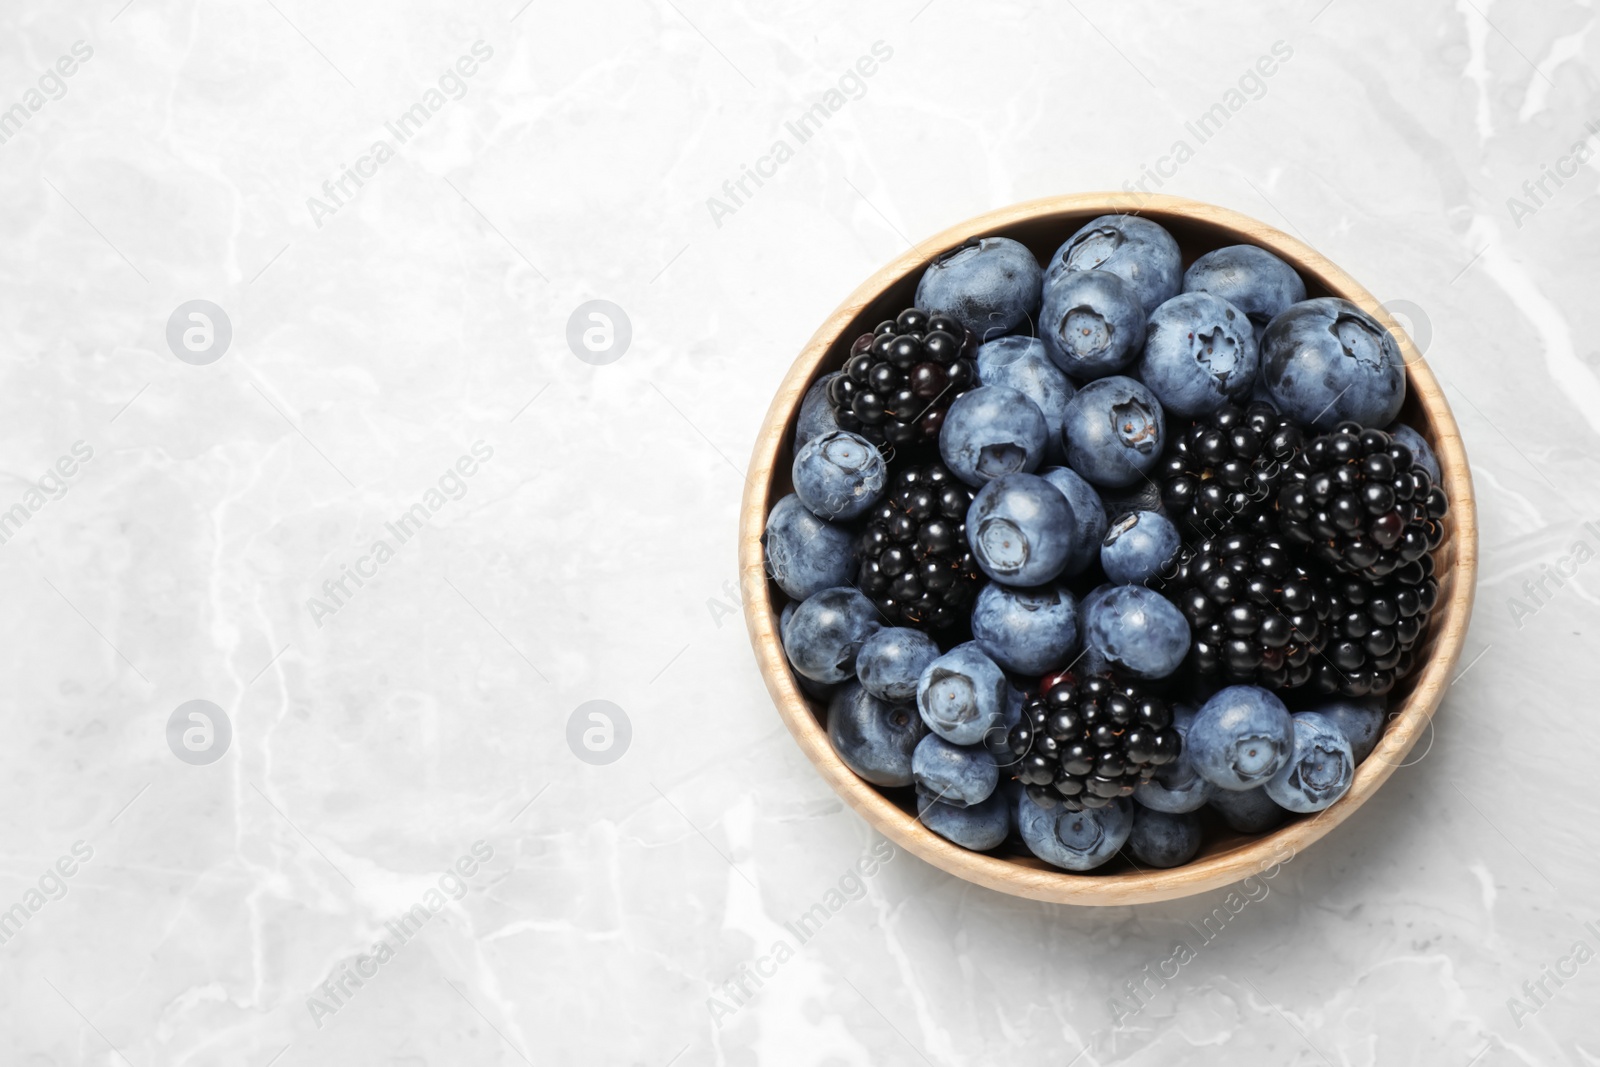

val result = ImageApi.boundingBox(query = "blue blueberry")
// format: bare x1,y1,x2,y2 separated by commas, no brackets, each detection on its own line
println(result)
1016,792,1133,871
781,586,881,683
1060,376,1166,488
970,581,1078,676
1039,466,1108,576
1100,510,1181,585
1127,807,1202,868
1387,422,1441,483
984,684,1027,771
965,472,1076,586
1045,214,1182,314
826,682,926,787
915,236,1043,341
763,494,858,600
1208,786,1287,833
1266,711,1356,813
1260,298,1406,429
912,733,999,807
856,627,941,704
1188,686,1294,791
976,336,1075,463
791,430,887,521
1311,699,1387,763
916,644,1008,746
1182,245,1307,342
1138,292,1259,417
1133,705,1213,813
939,385,1049,486
1038,269,1147,379
796,372,843,446
1082,585,1190,680
918,789,1012,850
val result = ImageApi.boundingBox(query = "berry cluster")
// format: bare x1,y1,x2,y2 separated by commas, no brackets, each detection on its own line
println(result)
856,463,983,631
1008,674,1180,811
827,308,976,448
1159,402,1305,540
1310,565,1440,697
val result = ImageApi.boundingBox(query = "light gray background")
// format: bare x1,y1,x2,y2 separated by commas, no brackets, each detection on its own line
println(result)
1,0,1596,1064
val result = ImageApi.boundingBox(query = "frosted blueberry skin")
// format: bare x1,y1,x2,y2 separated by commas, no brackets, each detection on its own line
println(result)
965,472,1077,587
1060,376,1167,488
1082,585,1191,680
1182,244,1307,342
796,372,843,446
1127,807,1203,868
1387,422,1441,483
915,236,1044,342
1138,291,1260,417
912,733,999,808
1038,269,1147,380
1016,792,1134,871
1208,785,1288,833
762,493,858,601
792,430,886,521
1189,686,1295,791
1100,509,1182,586
826,681,927,787
970,581,1079,676
1311,699,1387,763
1044,214,1182,314
1039,466,1108,576
916,644,1008,746
856,627,941,704
983,684,1027,772
1266,711,1356,813
939,385,1050,487
781,586,882,683
918,788,1012,850
1260,297,1406,430
975,336,1076,464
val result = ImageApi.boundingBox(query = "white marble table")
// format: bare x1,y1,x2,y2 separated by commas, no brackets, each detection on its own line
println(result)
1,0,1596,1063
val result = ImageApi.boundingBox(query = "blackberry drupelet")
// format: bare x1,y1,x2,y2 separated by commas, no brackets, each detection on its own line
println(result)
1277,423,1448,580
857,464,983,631
827,307,977,449
1007,674,1181,811
1310,560,1440,697
1166,531,1328,690
1158,402,1306,540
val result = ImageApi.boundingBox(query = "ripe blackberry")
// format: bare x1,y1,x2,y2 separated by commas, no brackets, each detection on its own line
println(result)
1007,674,1180,811
1158,402,1306,540
1310,561,1440,697
857,463,982,631
827,307,977,449
1277,423,1448,580
1166,531,1327,690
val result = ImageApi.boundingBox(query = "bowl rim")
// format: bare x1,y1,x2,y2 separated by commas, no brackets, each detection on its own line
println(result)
738,192,1479,905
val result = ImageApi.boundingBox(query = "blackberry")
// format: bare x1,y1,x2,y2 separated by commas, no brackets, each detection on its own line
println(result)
1277,423,1448,580
1166,531,1327,690
828,307,977,449
1007,674,1180,811
856,463,982,631
1310,561,1440,697
1158,402,1306,540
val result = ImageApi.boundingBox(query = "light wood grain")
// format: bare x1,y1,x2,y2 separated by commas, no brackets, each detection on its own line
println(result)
738,193,1477,906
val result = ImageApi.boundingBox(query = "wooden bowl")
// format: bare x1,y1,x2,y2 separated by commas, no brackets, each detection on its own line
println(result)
738,194,1477,906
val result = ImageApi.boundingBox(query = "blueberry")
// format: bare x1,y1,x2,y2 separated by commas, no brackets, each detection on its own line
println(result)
965,472,1076,586
781,586,882,683
1082,584,1190,680
856,627,941,704
763,493,858,600
792,430,887,521
916,644,1008,745
1138,292,1260,417
1039,466,1108,576
1188,686,1294,791
1266,711,1356,813
1133,707,1214,814
975,336,1076,463
970,581,1078,675
1060,376,1166,488
918,788,1013,850
1016,792,1133,871
827,682,926,787
1182,245,1307,342
1038,269,1147,379
1208,785,1288,833
1044,214,1182,314
939,385,1049,486
912,733,999,807
1387,422,1441,483
1311,699,1387,763
796,372,843,446
1100,509,1181,585
1260,298,1406,430
1127,807,1202,868
915,236,1043,341
984,683,1027,771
